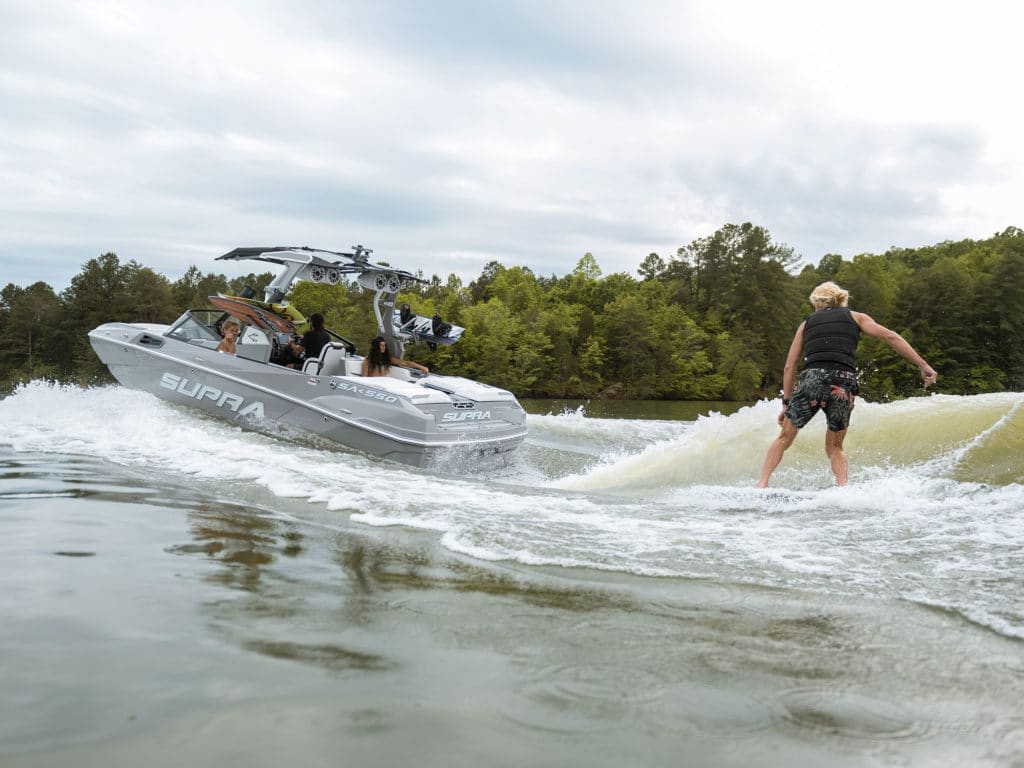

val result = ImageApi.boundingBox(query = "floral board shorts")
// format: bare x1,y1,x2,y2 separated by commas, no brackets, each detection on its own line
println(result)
786,367,858,432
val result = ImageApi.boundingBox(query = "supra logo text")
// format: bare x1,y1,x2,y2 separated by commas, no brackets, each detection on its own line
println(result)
160,372,265,419
442,410,492,422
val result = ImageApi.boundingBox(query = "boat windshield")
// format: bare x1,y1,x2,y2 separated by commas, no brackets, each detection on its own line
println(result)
166,310,224,343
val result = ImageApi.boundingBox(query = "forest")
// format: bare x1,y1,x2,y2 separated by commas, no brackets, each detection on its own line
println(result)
2,223,1022,401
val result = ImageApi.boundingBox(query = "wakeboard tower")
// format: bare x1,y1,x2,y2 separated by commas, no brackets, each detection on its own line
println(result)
216,245,464,356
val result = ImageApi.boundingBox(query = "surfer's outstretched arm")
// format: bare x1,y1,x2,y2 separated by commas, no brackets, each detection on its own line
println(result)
851,312,937,388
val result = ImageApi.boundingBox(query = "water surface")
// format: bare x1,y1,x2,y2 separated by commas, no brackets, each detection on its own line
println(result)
1,383,1022,766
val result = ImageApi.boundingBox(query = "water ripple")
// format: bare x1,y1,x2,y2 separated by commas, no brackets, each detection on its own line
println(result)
0,490,84,500
769,687,936,743
502,663,666,733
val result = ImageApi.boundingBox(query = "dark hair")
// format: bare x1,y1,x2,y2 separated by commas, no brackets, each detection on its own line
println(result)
366,335,392,374
309,313,325,330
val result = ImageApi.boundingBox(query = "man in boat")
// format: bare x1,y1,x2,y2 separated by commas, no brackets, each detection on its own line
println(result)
302,313,331,359
275,334,305,368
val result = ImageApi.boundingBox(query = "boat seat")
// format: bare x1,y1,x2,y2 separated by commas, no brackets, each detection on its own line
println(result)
389,366,415,382
305,342,351,377
237,326,272,364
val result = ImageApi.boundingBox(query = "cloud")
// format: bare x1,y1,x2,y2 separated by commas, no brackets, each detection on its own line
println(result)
0,0,1021,292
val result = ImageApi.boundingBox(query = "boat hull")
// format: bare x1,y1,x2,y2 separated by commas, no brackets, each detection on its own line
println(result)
89,323,527,469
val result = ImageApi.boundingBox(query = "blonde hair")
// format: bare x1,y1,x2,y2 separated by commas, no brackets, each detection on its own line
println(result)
809,281,849,309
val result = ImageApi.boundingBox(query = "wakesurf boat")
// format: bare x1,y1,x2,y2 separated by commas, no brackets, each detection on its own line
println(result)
88,246,528,468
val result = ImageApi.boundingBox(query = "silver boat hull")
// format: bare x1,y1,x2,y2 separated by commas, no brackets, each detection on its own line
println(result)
89,323,527,469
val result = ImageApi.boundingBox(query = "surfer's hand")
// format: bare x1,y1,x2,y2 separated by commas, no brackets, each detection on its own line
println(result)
777,408,786,426
921,365,937,388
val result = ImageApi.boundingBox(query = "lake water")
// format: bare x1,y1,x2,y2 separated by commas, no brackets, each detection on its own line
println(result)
1,382,1022,767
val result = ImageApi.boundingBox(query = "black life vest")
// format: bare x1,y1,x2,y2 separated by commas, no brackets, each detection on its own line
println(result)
802,307,859,372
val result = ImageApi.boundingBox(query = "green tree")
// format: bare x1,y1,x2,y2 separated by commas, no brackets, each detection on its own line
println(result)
892,257,977,394
638,252,666,281
710,330,763,400
985,246,1024,388
60,253,139,382
650,303,721,399
816,253,844,280
540,302,584,396
835,254,902,322
468,260,502,304
171,266,229,308
601,294,653,396
488,265,544,317
453,299,521,388
0,282,63,388
577,336,606,396
125,266,177,323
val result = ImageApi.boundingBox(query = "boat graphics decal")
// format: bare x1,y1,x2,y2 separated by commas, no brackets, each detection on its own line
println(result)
160,372,266,419
442,410,492,422
330,379,398,403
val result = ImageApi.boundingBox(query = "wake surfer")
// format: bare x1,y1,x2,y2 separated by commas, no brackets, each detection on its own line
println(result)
756,281,937,487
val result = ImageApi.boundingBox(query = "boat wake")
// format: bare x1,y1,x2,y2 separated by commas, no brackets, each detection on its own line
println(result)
543,392,1024,493
2,382,1022,640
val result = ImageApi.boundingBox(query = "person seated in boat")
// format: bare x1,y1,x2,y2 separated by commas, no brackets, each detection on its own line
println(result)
276,333,305,368
361,335,429,377
302,313,331,359
217,319,240,355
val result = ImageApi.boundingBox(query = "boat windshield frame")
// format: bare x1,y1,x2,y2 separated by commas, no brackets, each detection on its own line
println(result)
165,309,226,343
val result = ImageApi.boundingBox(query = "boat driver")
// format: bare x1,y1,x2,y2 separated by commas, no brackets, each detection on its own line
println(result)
276,333,305,368
302,313,331,359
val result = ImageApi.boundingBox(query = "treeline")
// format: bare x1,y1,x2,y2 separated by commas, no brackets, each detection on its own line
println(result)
2,223,1022,400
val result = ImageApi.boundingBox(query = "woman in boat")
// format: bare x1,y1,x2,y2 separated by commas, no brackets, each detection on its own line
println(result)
361,335,429,377
217,319,240,355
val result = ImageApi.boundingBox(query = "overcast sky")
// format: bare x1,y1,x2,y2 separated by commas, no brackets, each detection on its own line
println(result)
2,0,1021,292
